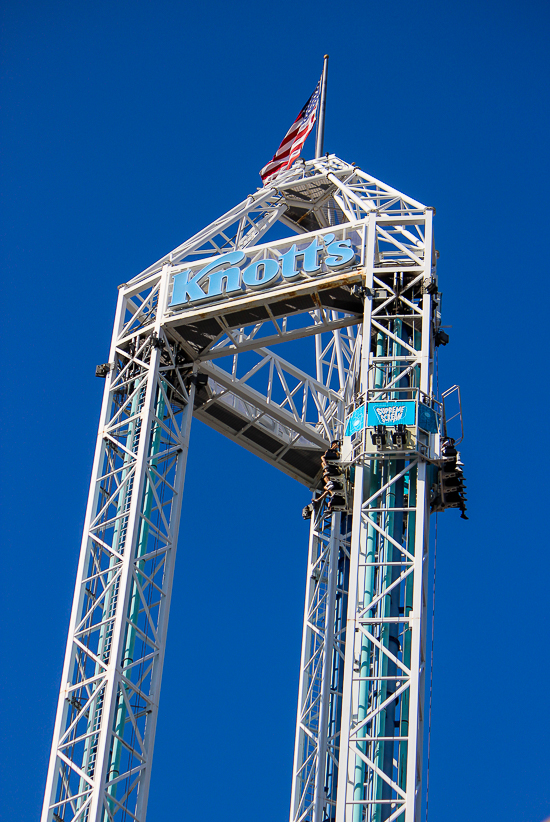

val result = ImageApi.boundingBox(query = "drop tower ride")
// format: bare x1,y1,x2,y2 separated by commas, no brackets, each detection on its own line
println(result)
41,154,465,822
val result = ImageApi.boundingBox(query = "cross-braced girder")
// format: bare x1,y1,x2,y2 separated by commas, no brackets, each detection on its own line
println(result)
290,504,350,822
44,156,444,822
42,309,195,822
127,155,427,289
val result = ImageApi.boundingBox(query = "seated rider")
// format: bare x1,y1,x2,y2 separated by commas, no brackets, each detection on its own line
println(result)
312,440,343,510
321,440,341,465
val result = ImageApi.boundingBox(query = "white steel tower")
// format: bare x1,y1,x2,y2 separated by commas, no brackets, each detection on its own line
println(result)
42,155,465,822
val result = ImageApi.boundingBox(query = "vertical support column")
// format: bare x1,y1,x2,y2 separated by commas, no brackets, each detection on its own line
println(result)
290,503,349,822
335,213,376,822
335,209,435,822
42,269,195,822
335,470,366,822
290,508,324,822
404,463,428,822
87,342,164,822
41,289,127,822
134,368,194,820
405,208,433,822
313,512,341,822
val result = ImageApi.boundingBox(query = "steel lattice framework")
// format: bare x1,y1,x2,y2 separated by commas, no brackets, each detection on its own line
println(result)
42,155,452,822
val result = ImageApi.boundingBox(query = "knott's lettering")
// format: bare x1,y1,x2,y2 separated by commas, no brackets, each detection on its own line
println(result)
169,233,356,309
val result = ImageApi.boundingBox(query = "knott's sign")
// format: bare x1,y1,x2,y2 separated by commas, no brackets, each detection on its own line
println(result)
167,228,363,312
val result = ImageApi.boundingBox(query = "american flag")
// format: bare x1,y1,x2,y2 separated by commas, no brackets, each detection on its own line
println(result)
260,77,322,185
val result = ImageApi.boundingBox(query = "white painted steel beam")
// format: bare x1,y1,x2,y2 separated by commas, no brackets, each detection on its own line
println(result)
42,305,195,822
43,156,441,822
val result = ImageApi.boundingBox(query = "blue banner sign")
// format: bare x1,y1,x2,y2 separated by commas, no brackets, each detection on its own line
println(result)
367,401,416,427
418,403,439,433
345,404,366,436
169,233,357,308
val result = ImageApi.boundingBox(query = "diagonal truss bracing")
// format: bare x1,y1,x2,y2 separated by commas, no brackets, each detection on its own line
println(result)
42,304,196,821
43,155,441,822
332,208,435,822
290,505,351,822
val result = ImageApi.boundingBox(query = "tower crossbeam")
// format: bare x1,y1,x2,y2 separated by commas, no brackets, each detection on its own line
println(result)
43,156,455,822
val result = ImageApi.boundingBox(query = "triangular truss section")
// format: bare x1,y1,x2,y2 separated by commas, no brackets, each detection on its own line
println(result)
128,155,427,286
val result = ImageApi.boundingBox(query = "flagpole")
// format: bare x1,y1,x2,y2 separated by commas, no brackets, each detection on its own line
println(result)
315,55,329,158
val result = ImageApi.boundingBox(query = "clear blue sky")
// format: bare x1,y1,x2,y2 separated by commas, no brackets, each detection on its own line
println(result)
1,1,549,820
